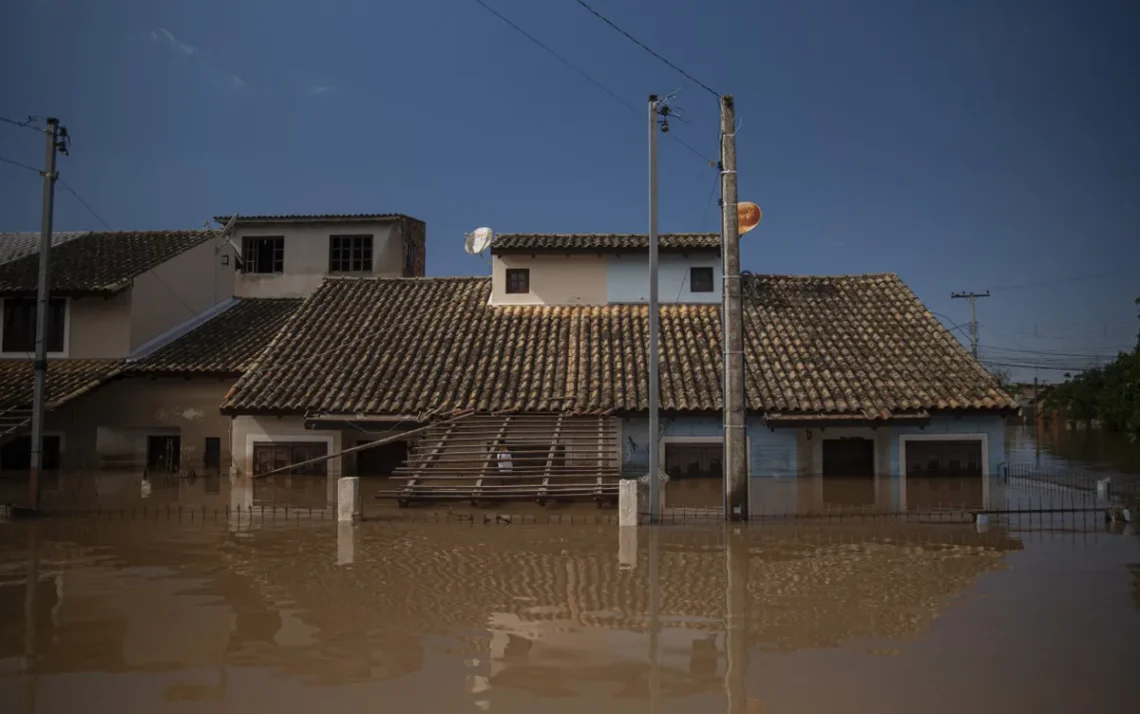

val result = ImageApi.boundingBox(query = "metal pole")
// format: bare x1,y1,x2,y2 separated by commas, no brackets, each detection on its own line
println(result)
720,96,748,521
648,95,661,524
29,118,60,511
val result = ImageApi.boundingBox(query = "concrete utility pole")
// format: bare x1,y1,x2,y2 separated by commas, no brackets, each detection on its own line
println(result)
29,118,62,511
720,95,748,521
951,290,990,358
647,94,661,524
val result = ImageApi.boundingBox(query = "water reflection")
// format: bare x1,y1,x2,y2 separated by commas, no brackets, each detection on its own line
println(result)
1,520,1137,713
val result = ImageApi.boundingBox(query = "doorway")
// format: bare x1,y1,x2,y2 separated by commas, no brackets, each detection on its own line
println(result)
147,435,181,473
356,439,409,477
0,435,61,471
204,437,221,471
821,438,876,507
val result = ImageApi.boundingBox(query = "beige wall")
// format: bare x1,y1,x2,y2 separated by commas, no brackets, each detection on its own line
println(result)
41,377,235,472
66,291,132,358
130,238,233,351
490,254,608,306
233,221,406,299
230,415,344,477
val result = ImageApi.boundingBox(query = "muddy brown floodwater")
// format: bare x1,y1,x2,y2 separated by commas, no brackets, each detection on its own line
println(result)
0,518,1137,713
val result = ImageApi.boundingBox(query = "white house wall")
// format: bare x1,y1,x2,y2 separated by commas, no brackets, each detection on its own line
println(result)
606,253,722,304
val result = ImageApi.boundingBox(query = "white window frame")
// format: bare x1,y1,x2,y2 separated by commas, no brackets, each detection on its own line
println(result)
898,433,989,510
0,296,70,358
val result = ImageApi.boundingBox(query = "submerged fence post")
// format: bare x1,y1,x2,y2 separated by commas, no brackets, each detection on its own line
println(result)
338,477,362,522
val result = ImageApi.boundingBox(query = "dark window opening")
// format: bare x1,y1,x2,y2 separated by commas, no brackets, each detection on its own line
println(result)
242,236,284,274
690,267,714,293
3,297,65,353
506,268,530,294
147,435,181,473
665,443,722,480
252,442,328,476
204,437,222,471
330,234,373,272
1,435,61,471
356,439,408,476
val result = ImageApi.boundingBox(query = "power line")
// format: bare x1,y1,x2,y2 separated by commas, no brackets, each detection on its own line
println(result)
56,178,209,320
58,179,112,231
0,155,42,175
474,0,716,166
0,115,45,133
571,0,720,97
475,0,637,113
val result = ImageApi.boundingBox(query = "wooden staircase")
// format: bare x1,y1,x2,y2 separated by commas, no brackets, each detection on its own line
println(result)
377,413,622,508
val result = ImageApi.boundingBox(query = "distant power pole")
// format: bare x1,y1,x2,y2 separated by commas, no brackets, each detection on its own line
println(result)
29,118,66,511
951,290,990,358
720,95,748,522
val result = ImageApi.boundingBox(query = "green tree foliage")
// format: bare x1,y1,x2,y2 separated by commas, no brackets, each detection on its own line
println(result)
1042,298,1140,440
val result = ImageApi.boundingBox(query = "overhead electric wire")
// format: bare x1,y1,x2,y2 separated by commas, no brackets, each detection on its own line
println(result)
571,0,721,97
474,0,716,166
0,155,41,175
475,0,636,113
57,179,206,320
0,115,44,133
58,179,112,231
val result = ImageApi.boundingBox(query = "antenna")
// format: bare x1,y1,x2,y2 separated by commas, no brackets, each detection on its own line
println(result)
465,227,495,256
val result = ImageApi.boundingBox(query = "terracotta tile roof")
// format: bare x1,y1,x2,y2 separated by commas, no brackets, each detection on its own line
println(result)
0,231,214,295
491,233,720,253
222,274,1017,418
132,298,303,375
0,359,124,411
0,232,87,265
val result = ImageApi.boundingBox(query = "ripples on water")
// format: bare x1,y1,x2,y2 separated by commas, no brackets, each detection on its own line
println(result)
0,517,1137,713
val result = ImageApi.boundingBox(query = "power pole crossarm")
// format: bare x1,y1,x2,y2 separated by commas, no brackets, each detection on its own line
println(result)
721,95,748,521
951,290,989,359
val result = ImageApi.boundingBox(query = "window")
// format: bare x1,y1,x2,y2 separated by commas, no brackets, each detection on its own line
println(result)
665,442,722,479
330,234,373,272
242,236,284,273
252,442,328,476
2,298,66,353
506,268,530,294
690,267,714,293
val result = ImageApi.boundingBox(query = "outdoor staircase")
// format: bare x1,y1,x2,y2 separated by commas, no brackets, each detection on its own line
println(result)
0,407,32,439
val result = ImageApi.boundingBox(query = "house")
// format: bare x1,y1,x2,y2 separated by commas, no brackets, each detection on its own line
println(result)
222,213,427,298
221,233,1017,514
0,213,427,476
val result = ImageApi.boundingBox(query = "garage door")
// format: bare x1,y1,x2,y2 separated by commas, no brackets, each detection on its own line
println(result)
905,440,983,509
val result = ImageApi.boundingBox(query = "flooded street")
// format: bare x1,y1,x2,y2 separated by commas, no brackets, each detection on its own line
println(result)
1,518,1138,713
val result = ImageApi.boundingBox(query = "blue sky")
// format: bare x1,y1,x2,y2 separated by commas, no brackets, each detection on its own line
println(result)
2,0,1137,380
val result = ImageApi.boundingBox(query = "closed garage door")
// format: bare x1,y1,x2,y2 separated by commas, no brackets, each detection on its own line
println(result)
905,440,983,510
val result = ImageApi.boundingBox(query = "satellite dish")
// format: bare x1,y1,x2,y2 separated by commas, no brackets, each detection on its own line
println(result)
465,227,494,255
738,202,762,235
